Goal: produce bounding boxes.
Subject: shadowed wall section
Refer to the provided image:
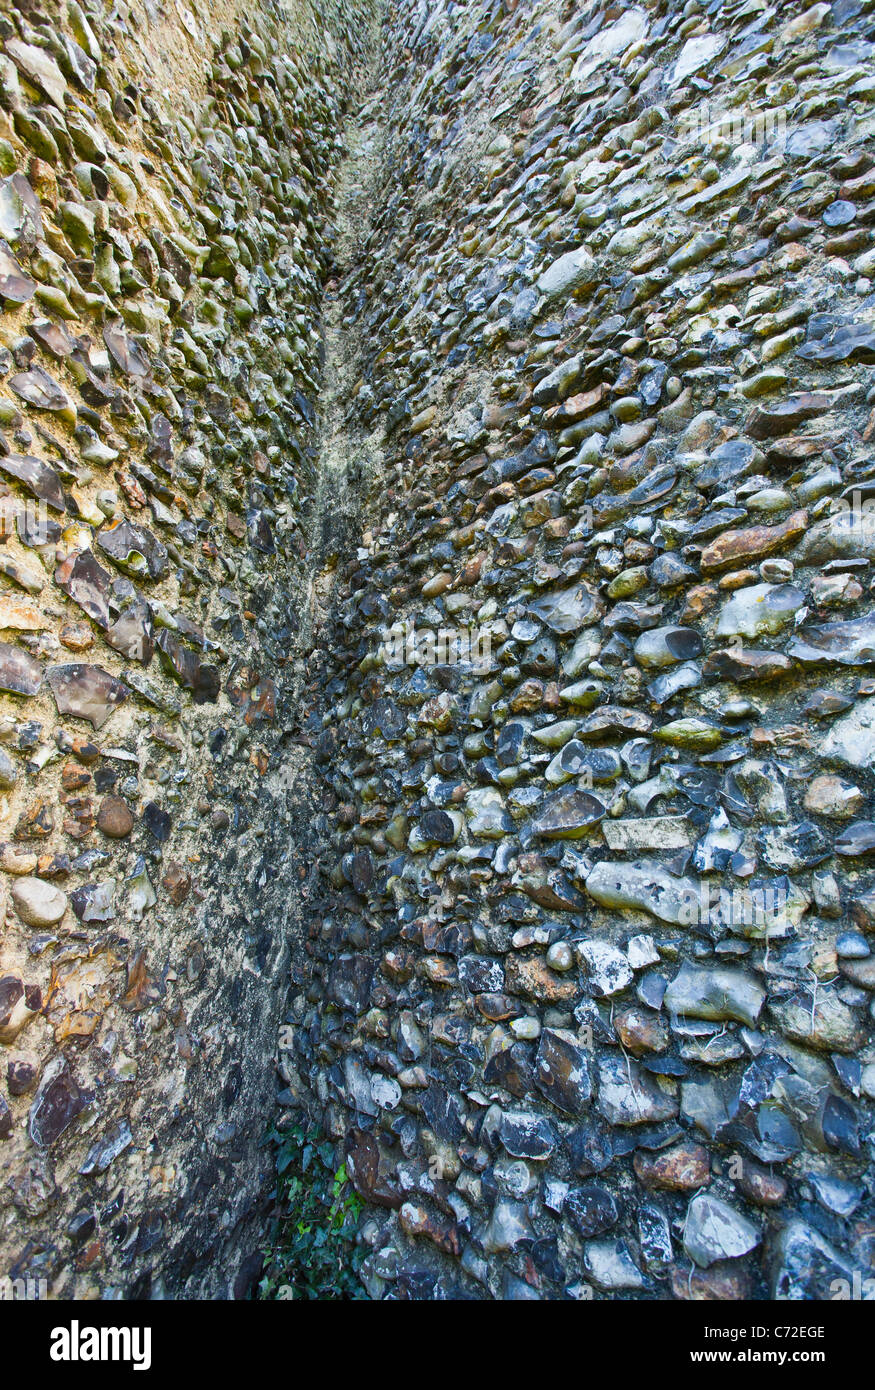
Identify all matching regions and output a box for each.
[0,0,367,1299]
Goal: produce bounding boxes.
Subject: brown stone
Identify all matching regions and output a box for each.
[59,621,95,652]
[505,953,579,1004]
[61,761,92,791]
[509,679,544,712]
[36,853,70,879]
[679,584,718,622]
[421,571,452,598]
[614,1005,669,1054]
[717,568,758,590]
[14,801,54,840]
[161,862,191,904]
[400,1200,462,1255]
[803,775,865,820]
[122,949,159,1012]
[419,955,457,986]
[475,992,520,1021]
[62,797,95,840]
[97,795,134,838]
[746,395,833,440]
[72,738,100,764]
[670,1261,751,1300]
[550,382,607,424]
[703,648,794,682]
[543,516,571,540]
[633,1141,710,1191]
[345,1128,402,1209]
[737,1158,787,1207]
[700,510,808,573]
[382,948,416,983]
[765,434,832,463]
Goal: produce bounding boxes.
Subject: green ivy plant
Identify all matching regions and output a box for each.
[258,1121,367,1300]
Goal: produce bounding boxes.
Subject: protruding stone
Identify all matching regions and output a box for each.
[11,877,67,926]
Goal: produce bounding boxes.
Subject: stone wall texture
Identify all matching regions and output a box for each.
[3,0,875,1301]
[0,0,367,1299]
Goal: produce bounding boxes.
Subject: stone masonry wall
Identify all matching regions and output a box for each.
[4,0,875,1305]
[0,0,367,1299]
[291,0,875,1301]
